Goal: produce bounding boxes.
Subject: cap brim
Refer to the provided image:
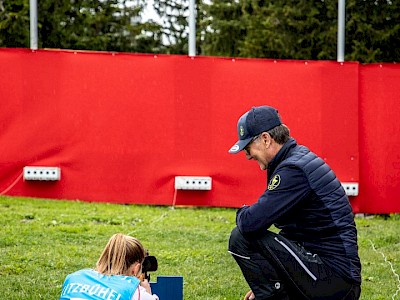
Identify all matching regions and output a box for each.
[228,137,253,154]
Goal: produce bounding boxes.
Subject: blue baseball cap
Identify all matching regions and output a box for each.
[228,106,282,154]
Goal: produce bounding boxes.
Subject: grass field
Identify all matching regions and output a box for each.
[0,196,399,299]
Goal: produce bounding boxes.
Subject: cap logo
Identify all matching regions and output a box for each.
[229,145,240,153]
[239,125,245,137]
[268,174,281,190]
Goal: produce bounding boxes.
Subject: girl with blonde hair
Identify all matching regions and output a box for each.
[60,233,159,300]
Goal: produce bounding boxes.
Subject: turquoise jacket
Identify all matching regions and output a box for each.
[60,269,140,300]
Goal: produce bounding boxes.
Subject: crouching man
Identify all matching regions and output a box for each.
[228,105,361,300]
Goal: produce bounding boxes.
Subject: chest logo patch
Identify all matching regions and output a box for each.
[268,174,281,190]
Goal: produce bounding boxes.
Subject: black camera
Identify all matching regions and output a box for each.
[142,254,158,281]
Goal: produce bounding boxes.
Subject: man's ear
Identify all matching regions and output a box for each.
[260,132,271,147]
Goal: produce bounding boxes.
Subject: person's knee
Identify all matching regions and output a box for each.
[229,226,244,249]
[229,228,278,253]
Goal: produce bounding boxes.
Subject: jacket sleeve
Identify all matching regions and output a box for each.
[236,165,310,236]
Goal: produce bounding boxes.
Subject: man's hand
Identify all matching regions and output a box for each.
[244,290,255,300]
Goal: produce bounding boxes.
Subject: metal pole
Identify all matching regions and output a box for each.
[30,0,38,50]
[337,0,345,62]
[188,0,196,56]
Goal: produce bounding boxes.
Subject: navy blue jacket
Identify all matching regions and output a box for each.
[236,138,361,284]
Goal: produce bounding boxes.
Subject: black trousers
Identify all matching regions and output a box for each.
[228,227,361,300]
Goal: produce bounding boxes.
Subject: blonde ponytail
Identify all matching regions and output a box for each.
[95,233,146,275]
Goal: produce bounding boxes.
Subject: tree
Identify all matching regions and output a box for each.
[239,1,338,60]
[199,1,246,57]
[200,0,400,62]
[0,0,164,53]
[152,0,189,54]
[1,0,399,62]
[346,0,400,63]
[0,0,30,47]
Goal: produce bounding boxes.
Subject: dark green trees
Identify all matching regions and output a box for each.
[1,0,398,62]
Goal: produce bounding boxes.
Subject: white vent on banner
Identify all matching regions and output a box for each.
[23,166,61,181]
[174,176,212,190]
[341,182,359,196]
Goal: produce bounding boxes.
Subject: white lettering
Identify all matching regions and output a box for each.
[106,289,121,300]
[67,283,78,294]
[88,284,101,295]
[80,284,90,293]
[72,283,83,293]
[62,282,123,300]
[61,285,68,296]
[98,287,110,298]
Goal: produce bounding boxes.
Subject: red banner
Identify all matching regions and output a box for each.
[0,48,398,213]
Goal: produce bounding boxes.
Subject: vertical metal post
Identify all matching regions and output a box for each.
[337,0,345,62]
[30,0,38,50]
[188,0,196,56]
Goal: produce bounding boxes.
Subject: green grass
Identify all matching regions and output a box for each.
[0,196,399,299]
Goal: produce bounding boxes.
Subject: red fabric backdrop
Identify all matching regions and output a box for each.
[0,48,398,213]
[357,64,400,213]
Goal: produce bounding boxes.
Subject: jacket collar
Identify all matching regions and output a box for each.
[267,138,297,179]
